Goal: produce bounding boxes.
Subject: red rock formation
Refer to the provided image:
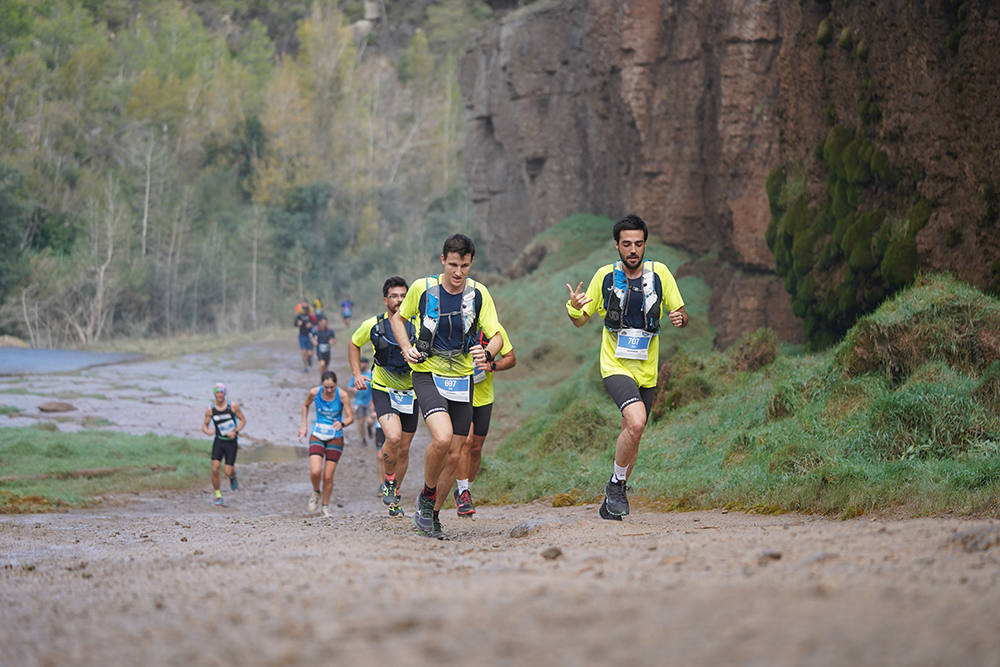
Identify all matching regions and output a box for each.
[461,1,1000,347]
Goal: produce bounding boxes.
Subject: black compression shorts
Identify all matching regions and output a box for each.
[411,371,473,436]
[602,374,654,421]
[211,438,238,465]
[471,403,493,438]
[371,388,419,434]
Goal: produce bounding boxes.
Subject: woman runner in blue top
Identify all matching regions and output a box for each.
[298,370,354,517]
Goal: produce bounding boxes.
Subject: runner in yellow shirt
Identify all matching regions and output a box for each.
[566,214,689,520]
[390,234,503,538]
[348,276,419,518]
[454,324,515,517]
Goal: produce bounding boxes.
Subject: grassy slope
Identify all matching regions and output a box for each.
[0,426,207,511]
[478,216,1000,517]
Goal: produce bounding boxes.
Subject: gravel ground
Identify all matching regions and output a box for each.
[2,341,1000,666]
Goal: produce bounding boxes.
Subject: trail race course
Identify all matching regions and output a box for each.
[3,341,1000,666]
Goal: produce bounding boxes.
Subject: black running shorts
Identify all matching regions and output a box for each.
[211,437,238,465]
[411,371,474,436]
[371,388,420,434]
[471,403,493,438]
[602,374,654,420]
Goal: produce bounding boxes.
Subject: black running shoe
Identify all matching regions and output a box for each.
[599,497,623,521]
[413,493,435,534]
[388,502,404,517]
[455,488,475,517]
[382,479,397,507]
[604,477,629,516]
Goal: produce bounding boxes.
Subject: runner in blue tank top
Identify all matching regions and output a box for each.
[298,370,355,517]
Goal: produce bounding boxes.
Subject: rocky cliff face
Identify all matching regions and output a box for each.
[460,0,1000,347]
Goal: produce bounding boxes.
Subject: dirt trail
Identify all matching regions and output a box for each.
[2,341,1000,666]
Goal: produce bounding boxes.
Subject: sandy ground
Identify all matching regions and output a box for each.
[2,341,1000,666]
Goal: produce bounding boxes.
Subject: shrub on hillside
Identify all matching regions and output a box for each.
[837,274,1000,383]
[858,381,992,460]
[973,360,1000,416]
[727,327,779,372]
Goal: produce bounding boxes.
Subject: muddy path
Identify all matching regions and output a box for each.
[3,341,1000,666]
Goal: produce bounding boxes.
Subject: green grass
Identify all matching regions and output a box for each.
[477,216,1000,517]
[0,426,208,511]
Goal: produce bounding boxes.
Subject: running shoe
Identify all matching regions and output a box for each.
[230,475,238,491]
[412,493,435,534]
[308,490,320,513]
[214,496,224,507]
[598,497,623,521]
[427,515,444,539]
[322,506,332,518]
[381,479,397,506]
[603,477,629,517]
[388,502,404,517]
[455,488,475,517]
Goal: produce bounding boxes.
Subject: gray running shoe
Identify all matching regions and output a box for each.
[599,497,623,521]
[427,515,444,539]
[604,477,629,516]
[381,479,397,506]
[308,490,320,513]
[412,493,435,534]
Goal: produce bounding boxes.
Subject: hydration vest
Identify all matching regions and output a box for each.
[415,277,480,357]
[604,260,661,333]
[371,313,415,374]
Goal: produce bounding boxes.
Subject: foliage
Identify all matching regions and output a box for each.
[0,0,475,343]
[766,124,928,348]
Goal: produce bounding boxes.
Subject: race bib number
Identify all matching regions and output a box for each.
[218,420,236,438]
[473,368,486,384]
[389,389,416,414]
[432,374,470,402]
[312,422,338,440]
[615,329,653,360]
[318,343,330,353]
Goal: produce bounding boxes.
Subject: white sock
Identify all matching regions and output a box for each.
[612,462,629,483]
[457,478,470,493]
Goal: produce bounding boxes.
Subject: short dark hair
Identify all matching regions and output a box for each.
[382,276,408,296]
[613,214,648,241]
[442,234,475,259]
[318,316,328,323]
[321,370,337,384]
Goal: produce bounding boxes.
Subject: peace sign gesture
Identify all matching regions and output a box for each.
[566,281,592,310]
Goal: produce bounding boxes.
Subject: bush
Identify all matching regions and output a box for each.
[838,274,1000,382]
[861,382,991,460]
[727,328,779,372]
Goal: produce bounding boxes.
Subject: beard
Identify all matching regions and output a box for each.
[619,249,644,269]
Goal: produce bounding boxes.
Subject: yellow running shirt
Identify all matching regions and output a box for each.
[398,276,502,378]
[472,323,513,408]
[570,261,684,388]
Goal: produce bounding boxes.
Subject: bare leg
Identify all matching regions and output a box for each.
[467,434,486,482]
[321,459,338,507]
[395,431,414,487]
[616,402,647,478]
[211,459,221,491]
[309,454,323,492]
[434,433,468,511]
[422,411,453,491]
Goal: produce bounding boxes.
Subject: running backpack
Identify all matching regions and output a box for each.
[371,313,415,374]
[415,277,480,357]
[603,260,661,333]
